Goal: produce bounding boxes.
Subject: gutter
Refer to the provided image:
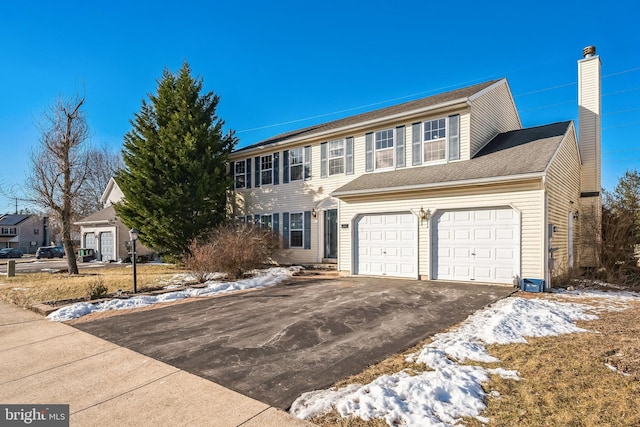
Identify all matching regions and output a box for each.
[73,219,112,226]
[331,172,545,198]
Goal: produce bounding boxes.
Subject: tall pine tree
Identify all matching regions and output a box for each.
[115,62,237,256]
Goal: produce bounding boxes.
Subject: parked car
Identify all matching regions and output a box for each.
[36,246,64,259]
[0,248,23,258]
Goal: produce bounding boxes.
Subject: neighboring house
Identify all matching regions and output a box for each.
[75,178,153,261]
[0,214,49,254]
[229,47,602,288]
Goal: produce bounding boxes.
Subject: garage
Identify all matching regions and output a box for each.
[100,231,114,261]
[356,213,417,278]
[433,208,519,284]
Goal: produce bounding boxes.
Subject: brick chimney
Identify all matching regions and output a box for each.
[578,45,602,268]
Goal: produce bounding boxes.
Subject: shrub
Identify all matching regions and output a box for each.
[185,222,281,281]
[86,277,109,300]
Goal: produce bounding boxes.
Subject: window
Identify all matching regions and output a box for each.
[290,213,304,248]
[260,214,273,230]
[261,155,273,185]
[34,228,40,235]
[375,129,394,169]
[328,140,344,175]
[234,161,246,189]
[289,148,303,181]
[423,118,447,162]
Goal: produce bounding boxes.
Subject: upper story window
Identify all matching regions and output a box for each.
[234,161,246,189]
[328,140,345,175]
[289,148,304,181]
[261,155,273,185]
[375,129,394,169]
[1,227,16,235]
[34,228,40,235]
[411,114,459,166]
[423,118,447,163]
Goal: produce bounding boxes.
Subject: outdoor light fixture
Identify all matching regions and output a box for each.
[129,228,139,294]
[312,208,317,218]
[419,207,431,221]
[573,211,579,221]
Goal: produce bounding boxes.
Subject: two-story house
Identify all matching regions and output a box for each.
[0,214,49,254]
[229,47,602,288]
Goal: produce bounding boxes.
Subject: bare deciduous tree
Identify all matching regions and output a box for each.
[76,146,123,217]
[27,95,91,274]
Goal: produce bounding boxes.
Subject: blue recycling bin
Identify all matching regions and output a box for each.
[521,278,545,293]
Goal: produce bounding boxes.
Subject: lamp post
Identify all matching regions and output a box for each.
[129,228,139,293]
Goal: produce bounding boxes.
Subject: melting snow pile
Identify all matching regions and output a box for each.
[47,266,301,322]
[291,291,639,427]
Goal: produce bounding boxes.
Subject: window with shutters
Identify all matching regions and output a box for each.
[234,161,246,189]
[289,148,303,181]
[260,214,273,230]
[423,118,447,163]
[375,129,394,169]
[261,155,273,185]
[289,212,304,248]
[328,140,344,175]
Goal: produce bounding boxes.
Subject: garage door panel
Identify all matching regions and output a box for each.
[357,213,417,278]
[434,208,519,284]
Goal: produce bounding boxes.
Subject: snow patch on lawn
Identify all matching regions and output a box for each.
[291,290,640,427]
[47,266,301,322]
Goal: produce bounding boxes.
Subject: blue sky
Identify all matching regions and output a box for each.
[1,0,638,213]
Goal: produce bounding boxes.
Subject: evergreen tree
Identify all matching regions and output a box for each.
[611,169,640,244]
[115,62,237,257]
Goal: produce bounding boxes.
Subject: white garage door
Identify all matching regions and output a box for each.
[100,232,114,261]
[433,208,519,284]
[356,213,417,278]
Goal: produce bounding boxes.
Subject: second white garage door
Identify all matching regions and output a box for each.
[356,213,417,278]
[433,208,519,284]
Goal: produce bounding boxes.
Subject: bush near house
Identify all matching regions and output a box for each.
[185,222,281,281]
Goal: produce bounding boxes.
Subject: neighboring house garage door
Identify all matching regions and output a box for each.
[433,208,519,284]
[100,232,114,261]
[84,233,96,251]
[356,213,417,278]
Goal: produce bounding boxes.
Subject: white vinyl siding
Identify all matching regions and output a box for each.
[545,128,581,275]
[469,81,520,158]
[578,56,601,194]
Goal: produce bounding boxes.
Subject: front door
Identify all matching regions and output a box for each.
[324,209,338,259]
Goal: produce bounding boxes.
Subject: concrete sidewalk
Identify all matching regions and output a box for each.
[0,301,311,426]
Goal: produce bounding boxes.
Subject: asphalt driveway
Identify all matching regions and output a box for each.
[73,277,515,409]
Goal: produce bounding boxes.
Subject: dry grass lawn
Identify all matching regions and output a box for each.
[312,293,640,427]
[0,264,188,308]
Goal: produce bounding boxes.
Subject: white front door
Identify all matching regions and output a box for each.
[434,208,519,284]
[356,213,417,278]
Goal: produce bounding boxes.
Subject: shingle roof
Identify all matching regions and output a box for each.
[75,205,117,224]
[0,214,30,226]
[332,121,572,197]
[234,80,502,153]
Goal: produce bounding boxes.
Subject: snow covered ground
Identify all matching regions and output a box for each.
[290,289,640,427]
[47,266,301,322]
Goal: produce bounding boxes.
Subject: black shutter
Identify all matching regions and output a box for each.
[283,150,290,184]
[254,156,261,187]
[229,161,235,179]
[283,212,290,249]
[273,213,279,234]
[412,122,422,165]
[365,132,374,172]
[304,145,311,180]
[396,126,405,168]
[320,142,328,178]
[246,158,252,188]
[304,211,311,250]
[346,137,354,175]
[273,152,280,185]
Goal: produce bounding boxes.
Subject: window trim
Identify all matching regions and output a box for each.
[289,212,304,248]
[260,154,274,186]
[289,148,304,182]
[234,160,247,189]
[422,117,448,164]
[328,139,345,176]
[260,214,273,230]
[374,128,395,170]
